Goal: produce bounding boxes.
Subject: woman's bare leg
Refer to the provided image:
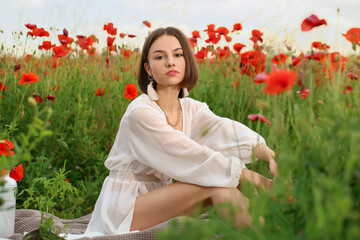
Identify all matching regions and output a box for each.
[130,182,250,231]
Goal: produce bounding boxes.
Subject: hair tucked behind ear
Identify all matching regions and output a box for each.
[138,27,198,98]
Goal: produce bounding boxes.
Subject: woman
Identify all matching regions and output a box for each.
[85,27,277,234]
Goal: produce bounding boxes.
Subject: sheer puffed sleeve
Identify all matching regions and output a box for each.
[190,102,266,164]
[127,106,245,188]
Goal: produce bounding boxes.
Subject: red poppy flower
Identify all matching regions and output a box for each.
[188,37,198,48]
[254,73,268,84]
[14,64,22,72]
[292,56,302,67]
[240,50,266,77]
[231,79,241,88]
[195,49,207,61]
[217,26,229,36]
[312,41,330,50]
[192,31,201,39]
[142,20,151,28]
[263,70,297,95]
[107,36,115,46]
[250,29,263,43]
[124,83,138,100]
[119,33,126,38]
[103,23,117,35]
[27,27,49,38]
[121,49,130,58]
[63,28,69,36]
[46,94,55,101]
[58,34,74,45]
[0,82,8,91]
[296,88,310,99]
[247,114,271,125]
[76,35,94,50]
[232,23,242,33]
[39,41,55,50]
[271,53,287,65]
[33,95,43,103]
[344,86,353,94]
[1,169,6,176]
[0,140,14,156]
[128,34,137,38]
[9,164,23,182]
[25,23,37,30]
[301,14,327,32]
[87,47,96,55]
[342,28,360,46]
[305,51,327,62]
[205,31,221,44]
[19,72,39,85]
[52,45,71,58]
[95,88,105,96]
[204,24,216,33]
[347,73,359,80]
[233,43,245,53]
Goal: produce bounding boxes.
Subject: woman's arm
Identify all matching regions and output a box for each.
[252,143,278,177]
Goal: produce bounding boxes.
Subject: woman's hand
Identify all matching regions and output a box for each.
[240,168,273,190]
[253,144,278,177]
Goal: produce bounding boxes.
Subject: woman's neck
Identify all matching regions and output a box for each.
[155,86,181,114]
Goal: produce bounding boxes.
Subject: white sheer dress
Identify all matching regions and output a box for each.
[85,93,266,235]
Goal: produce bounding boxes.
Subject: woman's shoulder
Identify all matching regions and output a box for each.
[181,97,209,113]
[125,94,160,118]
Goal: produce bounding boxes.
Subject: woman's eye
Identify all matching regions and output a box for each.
[155,56,164,60]
[175,53,183,57]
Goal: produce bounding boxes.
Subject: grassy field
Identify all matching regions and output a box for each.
[0,22,359,239]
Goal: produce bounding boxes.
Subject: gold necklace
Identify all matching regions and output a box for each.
[157,100,182,128]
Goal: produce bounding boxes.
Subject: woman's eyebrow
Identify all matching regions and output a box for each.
[152,48,183,54]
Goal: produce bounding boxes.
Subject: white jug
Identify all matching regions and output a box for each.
[0,174,17,238]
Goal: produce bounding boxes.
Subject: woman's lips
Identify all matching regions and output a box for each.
[166,70,179,76]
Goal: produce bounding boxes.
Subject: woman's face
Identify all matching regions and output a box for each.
[145,35,185,90]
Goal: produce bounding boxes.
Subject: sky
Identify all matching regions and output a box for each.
[0,0,359,56]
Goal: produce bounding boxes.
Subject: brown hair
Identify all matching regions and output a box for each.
[138,27,198,98]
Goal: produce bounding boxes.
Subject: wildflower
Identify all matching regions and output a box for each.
[291,56,302,67]
[312,41,330,50]
[14,64,22,72]
[107,36,116,47]
[52,45,71,58]
[347,73,359,80]
[119,33,126,38]
[247,114,271,125]
[124,83,138,100]
[76,35,94,50]
[0,82,8,91]
[0,140,14,156]
[27,27,49,38]
[25,23,37,30]
[232,23,242,32]
[103,23,117,35]
[95,88,105,96]
[240,50,266,77]
[342,28,360,46]
[344,86,353,94]
[58,34,74,45]
[250,29,263,43]
[128,34,137,38]
[19,72,39,85]
[9,164,23,182]
[254,73,268,84]
[142,20,151,28]
[296,88,310,99]
[195,49,207,61]
[301,14,327,31]
[233,43,245,53]
[46,94,55,101]
[263,70,297,95]
[271,53,287,65]
[39,41,55,50]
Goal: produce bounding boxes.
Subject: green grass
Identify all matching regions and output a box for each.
[0,34,359,239]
